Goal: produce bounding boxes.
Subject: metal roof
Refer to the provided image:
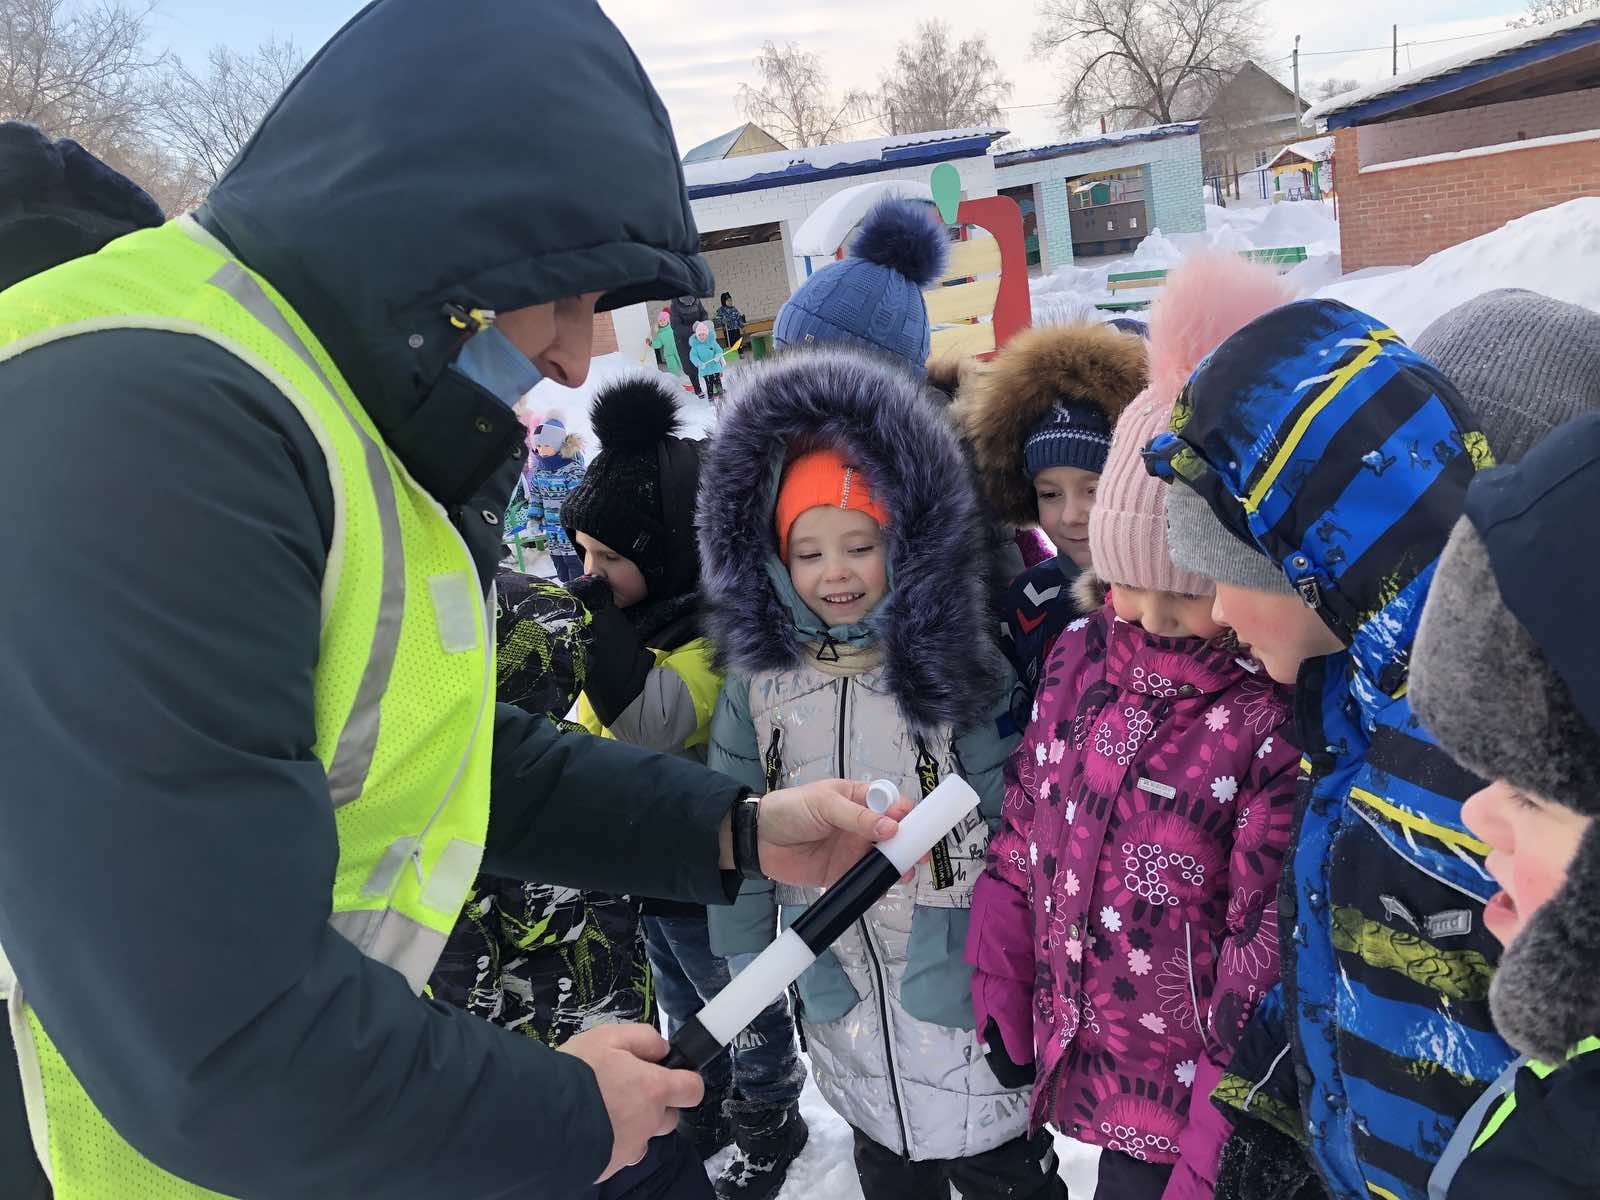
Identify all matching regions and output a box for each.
[1308,11,1600,129]
[993,122,1200,168]
[682,125,749,164]
[684,127,1006,199]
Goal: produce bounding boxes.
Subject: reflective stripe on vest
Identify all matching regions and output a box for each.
[0,217,496,1198]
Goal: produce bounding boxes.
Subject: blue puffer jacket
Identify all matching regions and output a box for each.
[1145,300,1514,1200]
[688,333,724,376]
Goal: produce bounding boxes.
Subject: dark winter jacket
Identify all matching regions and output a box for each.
[670,295,707,337]
[430,570,653,1046]
[995,555,1087,702]
[697,346,1029,1160]
[1145,300,1513,1200]
[0,4,745,1198]
[1431,1041,1600,1200]
[715,301,745,344]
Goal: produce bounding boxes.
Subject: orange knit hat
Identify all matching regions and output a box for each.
[775,448,890,562]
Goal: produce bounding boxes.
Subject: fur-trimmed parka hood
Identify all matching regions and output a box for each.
[698,346,999,732]
[952,321,1148,527]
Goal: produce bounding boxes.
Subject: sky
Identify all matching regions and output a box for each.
[148,0,1529,152]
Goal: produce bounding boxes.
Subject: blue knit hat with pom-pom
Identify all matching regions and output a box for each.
[774,197,947,368]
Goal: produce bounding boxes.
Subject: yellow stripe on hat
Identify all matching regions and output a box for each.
[1245,328,1400,514]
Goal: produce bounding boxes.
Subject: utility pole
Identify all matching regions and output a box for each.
[1293,35,1303,131]
[1393,25,1399,76]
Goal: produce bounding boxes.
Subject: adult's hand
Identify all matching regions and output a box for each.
[740,779,913,888]
[558,1024,704,1182]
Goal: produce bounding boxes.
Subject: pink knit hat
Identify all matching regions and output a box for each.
[1088,251,1297,594]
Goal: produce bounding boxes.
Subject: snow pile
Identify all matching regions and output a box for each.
[521,352,720,457]
[1316,197,1600,339]
[1251,202,1340,255]
[1131,228,1183,267]
[1029,195,1338,320]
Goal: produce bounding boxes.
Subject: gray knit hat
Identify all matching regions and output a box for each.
[1412,414,1600,1063]
[1164,288,1600,597]
[1412,518,1600,816]
[1414,289,1600,466]
[1164,483,1296,594]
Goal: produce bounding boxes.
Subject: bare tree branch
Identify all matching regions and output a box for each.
[1034,0,1262,133]
[1509,0,1598,27]
[0,0,164,145]
[1312,76,1359,101]
[869,19,1013,135]
[150,35,304,185]
[737,40,869,147]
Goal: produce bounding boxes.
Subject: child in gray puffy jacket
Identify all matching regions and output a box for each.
[698,345,1066,1200]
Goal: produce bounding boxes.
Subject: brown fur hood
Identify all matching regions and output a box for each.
[951,321,1147,526]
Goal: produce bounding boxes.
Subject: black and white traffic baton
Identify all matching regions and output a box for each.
[661,775,980,1072]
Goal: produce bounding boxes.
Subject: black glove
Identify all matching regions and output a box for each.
[577,600,655,729]
[982,1017,1036,1089]
[565,573,614,615]
[1214,1120,1328,1200]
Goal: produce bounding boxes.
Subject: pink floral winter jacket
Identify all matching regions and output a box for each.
[966,605,1300,1198]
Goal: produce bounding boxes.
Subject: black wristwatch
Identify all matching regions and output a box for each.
[733,795,765,881]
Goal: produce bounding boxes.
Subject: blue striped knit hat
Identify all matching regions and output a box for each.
[1023,401,1115,476]
[774,198,947,368]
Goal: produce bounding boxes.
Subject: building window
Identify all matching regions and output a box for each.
[1129,217,1138,229]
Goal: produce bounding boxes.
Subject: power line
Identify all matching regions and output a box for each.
[1289,26,1511,60]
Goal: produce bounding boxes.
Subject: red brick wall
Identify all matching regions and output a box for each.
[1358,88,1600,167]
[590,311,619,356]
[1335,126,1600,271]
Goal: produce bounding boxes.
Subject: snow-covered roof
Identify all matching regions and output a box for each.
[1269,136,1334,168]
[683,127,1005,199]
[994,121,1199,167]
[1308,10,1600,128]
[789,180,934,258]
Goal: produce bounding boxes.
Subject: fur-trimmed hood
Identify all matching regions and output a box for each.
[951,321,1147,526]
[697,346,998,732]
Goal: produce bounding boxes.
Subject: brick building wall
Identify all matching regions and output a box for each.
[590,311,619,356]
[1144,153,1206,238]
[993,132,1205,270]
[1334,124,1600,271]
[1357,88,1600,167]
[699,240,791,325]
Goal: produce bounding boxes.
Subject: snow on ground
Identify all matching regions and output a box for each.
[702,1074,1102,1199]
[1028,199,1340,322]
[521,353,721,461]
[1314,197,1600,340]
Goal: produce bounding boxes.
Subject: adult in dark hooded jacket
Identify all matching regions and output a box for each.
[1143,295,1599,1200]
[0,4,909,1198]
[671,295,709,396]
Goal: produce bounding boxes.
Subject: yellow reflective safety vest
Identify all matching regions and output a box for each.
[0,217,496,1198]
